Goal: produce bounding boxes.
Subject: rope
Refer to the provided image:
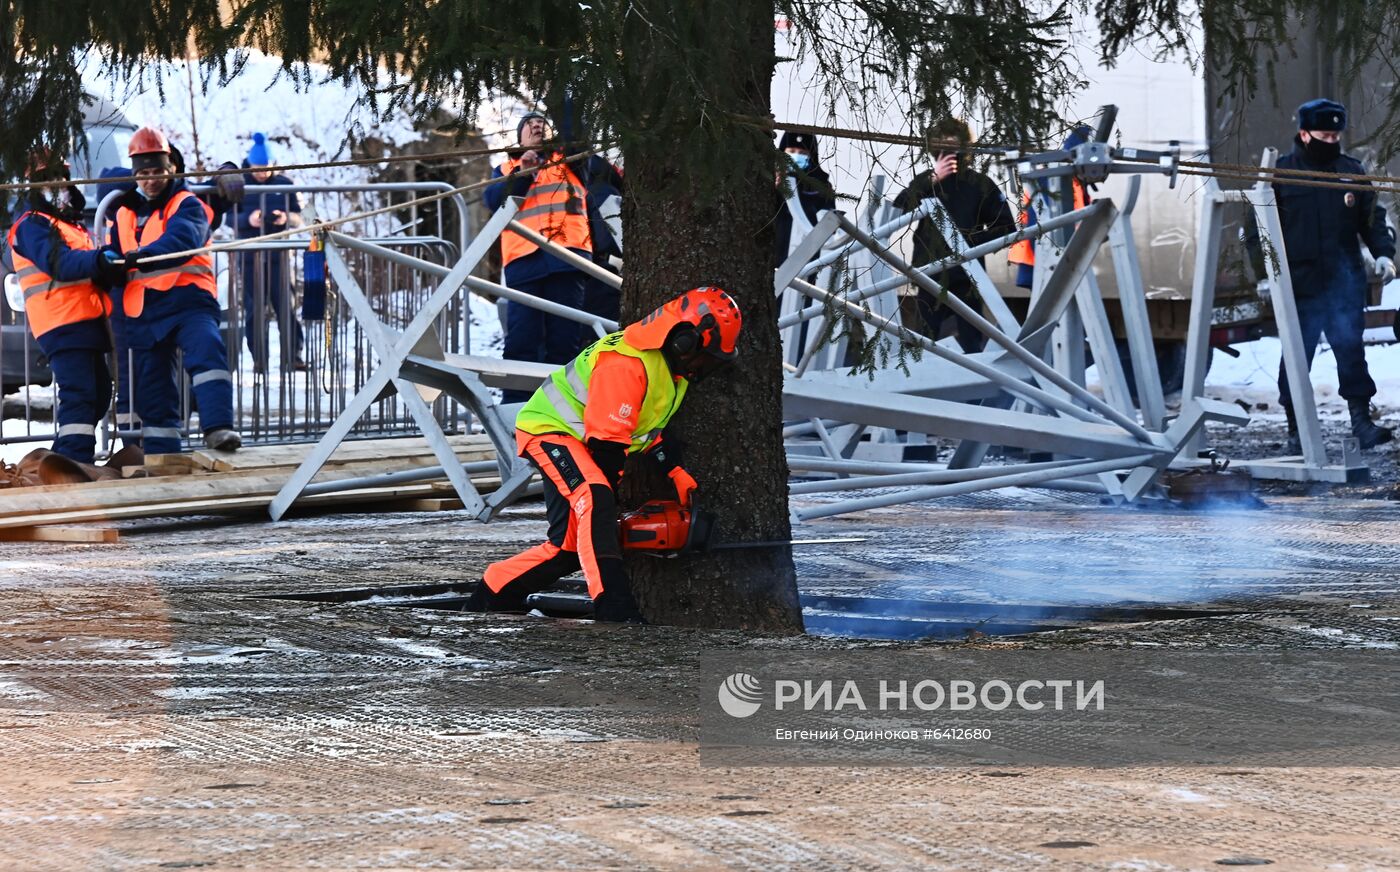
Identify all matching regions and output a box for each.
[770,117,1400,195]
[132,148,599,265]
[1,138,604,192]
[1172,165,1400,196]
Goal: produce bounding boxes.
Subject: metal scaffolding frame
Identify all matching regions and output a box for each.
[769,172,1249,520]
[1182,150,1367,483]
[269,198,523,520]
[259,150,1286,527]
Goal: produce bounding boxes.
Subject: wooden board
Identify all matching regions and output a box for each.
[193,434,495,473]
[0,475,511,530]
[0,525,119,543]
[0,456,495,524]
[392,497,466,512]
[145,453,198,471]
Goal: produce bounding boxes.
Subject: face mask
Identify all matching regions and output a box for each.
[789,153,810,171]
[52,186,83,216]
[1303,137,1341,164]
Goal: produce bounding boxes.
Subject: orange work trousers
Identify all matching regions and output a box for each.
[482,431,627,608]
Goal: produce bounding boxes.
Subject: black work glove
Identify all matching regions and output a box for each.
[215,162,245,204]
[126,250,169,274]
[648,439,684,474]
[505,169,535,199]
[94,251,128,287]
[586,438,628,490]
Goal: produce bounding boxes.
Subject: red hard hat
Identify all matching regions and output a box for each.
[128,127,172,157]
[624,287,742,361]
[24,147,69,180]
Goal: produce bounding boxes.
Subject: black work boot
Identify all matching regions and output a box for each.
[592,559,646,624]
[463,580,529,613]
[1282,404,1302,456]
[1348,399,1394,449]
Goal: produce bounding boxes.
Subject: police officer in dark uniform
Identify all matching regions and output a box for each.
[1273,99,1395,451]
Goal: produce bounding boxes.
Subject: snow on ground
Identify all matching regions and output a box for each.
[1203,337,1400,418]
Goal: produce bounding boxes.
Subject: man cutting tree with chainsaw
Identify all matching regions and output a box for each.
[467,287,743,623]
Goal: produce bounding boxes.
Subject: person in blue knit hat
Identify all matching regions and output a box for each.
[229,132,305,373]
[1249,98,1396,451]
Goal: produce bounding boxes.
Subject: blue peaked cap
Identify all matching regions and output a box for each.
[1297,99,1346,132]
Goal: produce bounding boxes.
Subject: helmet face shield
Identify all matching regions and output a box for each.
[677,350,733,383]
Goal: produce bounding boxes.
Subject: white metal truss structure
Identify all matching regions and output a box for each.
[268,196,624,522]
[1183,149,1368,483]
[268,152,1339,526]
[771,186,1247,522]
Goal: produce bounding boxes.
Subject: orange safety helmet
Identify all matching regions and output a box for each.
[129,127,174,174]
[624,287,742,380]
[128,127,171,157]
[24,147,69,181]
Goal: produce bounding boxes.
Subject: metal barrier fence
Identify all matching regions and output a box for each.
[1,182,478,455]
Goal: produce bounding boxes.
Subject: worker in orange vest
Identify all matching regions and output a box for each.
[470,288,743,624]
[105,127,240,454]
[1008,126,1093,289]
[484,111,593,403]
[6,149,115,463]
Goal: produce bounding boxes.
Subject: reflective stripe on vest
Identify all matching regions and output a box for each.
[498,157,592,266]
[4,212,109,340]
[115,191,217,318]
[515,332,687,453]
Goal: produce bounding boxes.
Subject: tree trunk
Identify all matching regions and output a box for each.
[618,0,803,632]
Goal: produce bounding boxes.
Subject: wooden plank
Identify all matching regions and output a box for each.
[0,525,119,543]
[2,448,496,505]
[392,497,466,512]
[144,453,197,471]
[192,434,494,473]
[0,474,510,529]
[0,454,496,523]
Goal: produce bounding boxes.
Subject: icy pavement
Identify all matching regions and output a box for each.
[1,493,1398,867]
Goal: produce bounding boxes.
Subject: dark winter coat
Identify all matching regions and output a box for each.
[583,155,624,264]
[1270,137,1395,295]
[893,165,1017,297]
[773,164,836,265]
[230,171,301,238]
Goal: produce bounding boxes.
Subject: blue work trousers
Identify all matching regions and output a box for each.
[502,272,584,404]
[107,306,141,445]
[1278,258,1378,408]
[130,309,234,454]
[238,250,303,369]
[48,348,113,464]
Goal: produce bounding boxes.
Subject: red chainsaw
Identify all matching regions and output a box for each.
[618,499,864,556]
[522,500,865,616]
